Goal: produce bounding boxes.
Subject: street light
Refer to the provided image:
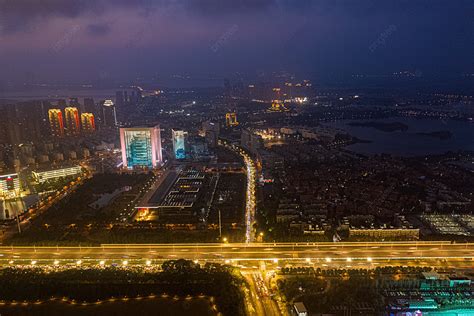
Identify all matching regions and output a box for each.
[99,260,105,266]
[346,257,352,262]
[76,260,82,265]
[31,260,37,265]
[54,260,60,265]
[325,257,332,263]
[367,257,372,262]
[146,260,151,266]
[122,260,128,266]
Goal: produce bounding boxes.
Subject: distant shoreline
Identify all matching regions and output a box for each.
[415,130,452,140]
[347,121,409,132]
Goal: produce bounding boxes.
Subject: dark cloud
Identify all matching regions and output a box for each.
[1,0,469,27]
[0,0,471,83]
[0,0,100,33]
[86,23,111,37]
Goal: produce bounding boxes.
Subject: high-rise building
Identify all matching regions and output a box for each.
[57,99,67,110]
[115,91,124,109]
[48,109,64,137]
[64,107,80,135]
[0,102,46,144]
[0,105,20,144]
[83,98,96,114]
[69,97,80,107]
[101,99,117,127]
[225,112,239,127]
[241,128,263,155]
[172,129,188,159]
[80,113,95,133]
[202,121,220,148]
[136,87,143,101]
[120,126,162,169]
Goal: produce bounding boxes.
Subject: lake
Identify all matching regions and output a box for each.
[324,117,474,156]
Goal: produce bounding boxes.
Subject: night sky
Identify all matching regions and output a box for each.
[0,0,472,84]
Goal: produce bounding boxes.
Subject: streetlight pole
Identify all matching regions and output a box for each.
[218,209,222,238]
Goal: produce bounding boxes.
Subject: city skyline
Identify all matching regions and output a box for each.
[0,2,472,316]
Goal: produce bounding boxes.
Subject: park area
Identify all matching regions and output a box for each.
[0,260,245,316]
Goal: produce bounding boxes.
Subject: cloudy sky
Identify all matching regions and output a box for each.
[0,0,472,85]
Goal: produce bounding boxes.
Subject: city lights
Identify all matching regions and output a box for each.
[0,3,472,315]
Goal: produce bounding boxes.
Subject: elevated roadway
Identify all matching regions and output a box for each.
[0,242,472,266]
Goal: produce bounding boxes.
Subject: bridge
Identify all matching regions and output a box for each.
[1,241,472,267]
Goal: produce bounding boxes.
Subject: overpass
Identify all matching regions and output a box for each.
[0,241,472,267]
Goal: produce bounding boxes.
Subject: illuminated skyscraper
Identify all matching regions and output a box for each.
[80,113,95,133]
[225,112,239,127]
[48,109,64,137]
[172,129,188,159]
[120,126,162,169]
[65,107,80,135]
[101,99,117,127]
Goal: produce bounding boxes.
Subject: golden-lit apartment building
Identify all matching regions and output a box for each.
[48,109,64,137]
[225,112,239,127]
[80,113,95,133]
[65,107,80,135]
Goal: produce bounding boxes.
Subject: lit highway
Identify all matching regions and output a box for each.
[222,142,257,243]
[242,150,256,243]
[0,242,472,266]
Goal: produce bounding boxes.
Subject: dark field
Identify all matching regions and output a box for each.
[0,298,216,316]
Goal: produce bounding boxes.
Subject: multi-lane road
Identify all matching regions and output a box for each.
[1,242,472,266]
[221,142,257,243]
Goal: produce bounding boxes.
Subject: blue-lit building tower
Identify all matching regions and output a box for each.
[120,126,162,169]
[172,129,188,160]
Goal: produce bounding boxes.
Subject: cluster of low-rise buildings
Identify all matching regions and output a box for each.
[241,125,473,240]
[421,214,474,236]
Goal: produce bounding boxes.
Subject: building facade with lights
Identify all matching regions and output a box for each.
[80,113,95,133]
[65,107,80,135]
[32,165,83,183]
[172,129,188,159]
[120,126,162,169]
[48,109,64,137]
[225,112,239,127]
[0,173,21,199]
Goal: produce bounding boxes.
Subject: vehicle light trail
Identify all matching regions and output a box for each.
[222,142,257,243]
[0,242,472,267]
